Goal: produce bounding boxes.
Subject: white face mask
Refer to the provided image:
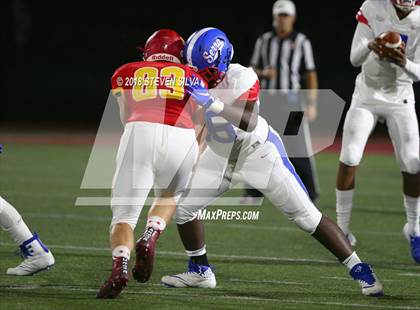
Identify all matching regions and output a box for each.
[393,0,416,13]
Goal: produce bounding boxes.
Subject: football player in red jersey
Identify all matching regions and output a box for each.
[97,29,207,298]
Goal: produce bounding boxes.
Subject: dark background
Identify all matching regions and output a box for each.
[2,0,420,128]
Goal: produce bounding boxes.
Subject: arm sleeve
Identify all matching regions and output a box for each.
[350,22,374,67]
[302,39,316,71]
[404,48,420,82]
[250,37,263,68]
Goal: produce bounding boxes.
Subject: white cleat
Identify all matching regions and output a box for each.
[6,232,55,276]
[347,231,357,247]
[161,260,216,288]
[7,252,55,276]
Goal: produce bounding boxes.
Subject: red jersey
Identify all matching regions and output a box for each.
[111,61,205,129]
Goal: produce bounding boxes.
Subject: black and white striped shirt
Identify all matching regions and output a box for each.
[250,31,316,90]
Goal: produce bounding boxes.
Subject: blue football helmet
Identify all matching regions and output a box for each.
[184,27,234,87]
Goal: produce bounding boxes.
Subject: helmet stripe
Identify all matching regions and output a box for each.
[186,27,215,66]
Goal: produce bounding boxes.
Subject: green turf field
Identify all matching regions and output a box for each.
[0,143,419,310]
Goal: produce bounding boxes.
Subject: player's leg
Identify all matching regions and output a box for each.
[0,196,54,276]
[132,125,199,283]
[386,104,420,263]
[97,123,154,298]
[131,194,176,283]
[253,131,383,296]
[161,148,230,288]
[336,104,377,245]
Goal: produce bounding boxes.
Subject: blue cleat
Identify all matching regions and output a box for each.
[350,263,384,297]
[403,223,420,264]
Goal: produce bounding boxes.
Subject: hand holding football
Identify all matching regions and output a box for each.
[369,31,407,67]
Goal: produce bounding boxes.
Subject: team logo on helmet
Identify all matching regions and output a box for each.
[203,39,225,63]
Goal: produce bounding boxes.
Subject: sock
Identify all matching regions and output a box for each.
[404,195,420,236]
[0,197,33,245]
[342,251,362,271]
[336,189,355,235]
[186,245,209,266]
[146,216,166,231]
[112,245,131,260]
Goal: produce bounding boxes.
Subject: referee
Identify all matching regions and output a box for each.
[244,0,320,203]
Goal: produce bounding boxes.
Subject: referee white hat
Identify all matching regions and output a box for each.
[272,0,296,16]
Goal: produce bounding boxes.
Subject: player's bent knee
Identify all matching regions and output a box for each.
[0,197,23,231]
[401,158,420,175]
[340,144,363,167]
[175,205,199,225]
[293,208,323,234]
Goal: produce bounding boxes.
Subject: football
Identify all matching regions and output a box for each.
[379,31,403,49]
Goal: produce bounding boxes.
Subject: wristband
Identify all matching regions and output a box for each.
[208,98,224,114]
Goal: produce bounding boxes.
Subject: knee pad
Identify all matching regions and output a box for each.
[340,144,363,167]
[175,205,199,225]
[401,156,420,175]
[293,209,322,234]
[0,197,22,231]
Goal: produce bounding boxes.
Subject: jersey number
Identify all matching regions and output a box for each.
[132,66,185,102]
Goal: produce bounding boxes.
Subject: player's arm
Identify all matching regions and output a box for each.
[112,88,128,125]
[187,82,259,132]
[111,68,129,125]
[390,46,420,81]
[116,93,129,125]
[221,98,259,132]
[350,22,375,67]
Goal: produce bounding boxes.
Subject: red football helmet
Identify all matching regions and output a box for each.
[142,29,185,64]
[392,0,417,12]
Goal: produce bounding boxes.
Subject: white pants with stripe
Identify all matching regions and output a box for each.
[175,128,322,234]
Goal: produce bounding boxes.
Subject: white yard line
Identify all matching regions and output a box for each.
[228,278,308,286]
[23,212,406,237]
[0,241,335,264]
[2,284,420,309]
[321,276,396,283]
[399,273,420,277]
[1,242,420,272]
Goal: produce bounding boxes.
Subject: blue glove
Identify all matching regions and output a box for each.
[185,81,215,109]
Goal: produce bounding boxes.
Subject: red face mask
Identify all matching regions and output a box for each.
[198,67,225,89]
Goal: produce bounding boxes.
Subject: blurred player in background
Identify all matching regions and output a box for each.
[336,0,420,263]
[156,27,384,297]
[246,0,320,203]
[0,196,54,275]
[96,29,204,298]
